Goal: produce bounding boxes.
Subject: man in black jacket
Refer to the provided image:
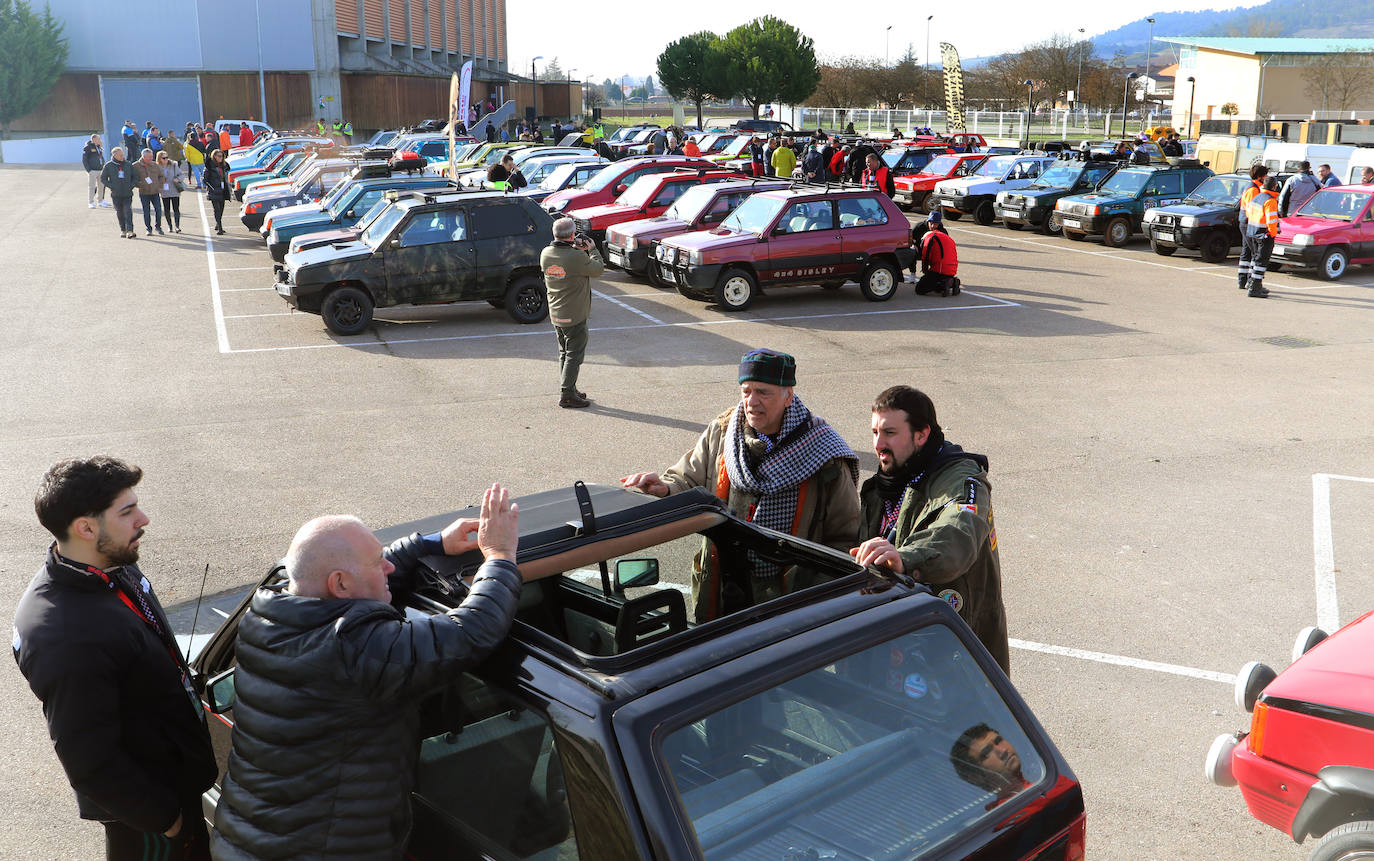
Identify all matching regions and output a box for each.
[211,484,524,861]
[83,134,108,208]
[13,456,219,860]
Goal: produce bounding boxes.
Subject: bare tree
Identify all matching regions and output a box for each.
[1304,50,1374,114]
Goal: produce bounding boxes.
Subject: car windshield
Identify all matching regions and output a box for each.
[540,163,579,191]
[482,147,511,166]
[1184,175,1249,204]
[361,203,409,248]
[1296,189,1369,222]
[880,149,907,169]
[616,175,662,208]
[665,184,720,222]
[698,134,722,151]
[1099,170,1152,196]
[919,155,963,176]
[631,129,656,144]
[322,182,355,214]
[1030,164,1082,188]
[585,164,634,192]
[973,156,1017,178]
[664,622,1048,860]
[355,197,393,230]
[721,136,752,157]
[453,142,481,161]
[720,195,784,234]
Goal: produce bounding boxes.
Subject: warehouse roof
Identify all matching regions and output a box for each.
[1159,37,1374,56]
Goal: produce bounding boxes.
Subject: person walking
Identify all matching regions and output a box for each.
[13,457,219,860]
[852,386,1009,674]
[771,135,796,179]
[156,151,183,233]
[203,149,232,234]
[121,120,140,161]
[184,132,205,189]
[100,147,138,238]
[1240,176,1280,299]
[83,134,108,208]
[1279,161,1321,217]
[218,126,231,153]
[541,217,603,408]
[238,123,254,148]
[485,121,497,143]
[132,149,164,236]
[1236,164,1269,289]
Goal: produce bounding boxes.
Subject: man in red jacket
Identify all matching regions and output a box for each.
[862,152,896,198]
[912,210,960,296]
[828,144,848,182]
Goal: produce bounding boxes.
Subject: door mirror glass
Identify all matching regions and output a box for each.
[346,209,356,218]
[389,237,401,249]
[615,558,660,591]
[206,668,236,714]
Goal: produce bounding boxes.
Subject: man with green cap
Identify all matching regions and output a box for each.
[621,349,860,621]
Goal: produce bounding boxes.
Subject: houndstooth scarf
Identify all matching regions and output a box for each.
[724,395,858,577]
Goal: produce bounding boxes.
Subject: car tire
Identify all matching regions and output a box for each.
[858,262,899,302]
[1064,230,1085,242]
[714,267,757,311]
[1039,217,1061,236]
[1320,246,1349,281]
[1149,237,1177,256]
[918,194,935,214]
[503,273,548,324]
[320,285,374,336]
[943,208,962,221]
[1103,216,1132,248]
[1308,819,1374,861]
[647,266,670,289]
[819,280,844,290]
[1200,231,1231,263]
[974,200,996,226]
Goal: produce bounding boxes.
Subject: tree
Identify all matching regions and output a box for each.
[629,86,649,102]
[541,57,563,80]
[583,84,606,111]
[0,0,68,159]
[1304,50,1374,115]
[658,32,733,127]
[644,75,654,96]
[720,16,820,118]
[602,78,624,104]
[1220,102,1239,117]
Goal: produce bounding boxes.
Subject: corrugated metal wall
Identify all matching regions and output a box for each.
[364,0,385,39]
[444,0,457,55]
[428,0,443,52]
[458,0,471,54]
[337,0,359,35]
[493,0,504,61]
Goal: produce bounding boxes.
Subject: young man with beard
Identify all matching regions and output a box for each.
[950,723,1030,806]
[621,349,860,621]
[13,457,218,860]
[850,386,1009,673]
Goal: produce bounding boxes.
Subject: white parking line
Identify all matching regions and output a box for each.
[223,312,296,319]
[218,266,274,271]
[196,194,231,353]
[1009,639,1234,684]
[593,289,665,325]
[1312,473,1374,631]
[219,287,277,293]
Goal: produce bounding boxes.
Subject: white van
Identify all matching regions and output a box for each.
[1260,141,1356,180]
[213,119,273,147]
[1342,147,1374,185]
[1196,133,1267,174]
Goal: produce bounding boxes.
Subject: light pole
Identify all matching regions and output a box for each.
[622,75,628,122]
[1119,71,1139,139]
[1075,28,1085,120]
[531,55,543,126]
[1144,17,1156,102]
[1024,80,1034,149]
[886,25,892,66]
[1186,76,1197,139]
[253,0,267,123]
[925,15,934,108]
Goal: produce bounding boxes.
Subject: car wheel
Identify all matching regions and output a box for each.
[1064,230,1085,242]
[503,273,548,324]
[973,200,996,226]
[714,267,757,311]
[1200,231,1231,263]
[647,266,670,289]
[1320,246,1350,281]
[859,262,899,301]
[918,194,935,214]
[1149,237,1177,256]
[943,208,962,221]
[1103,216,1132,248]
[1308,819,1374,861]
[1292,626,1328,663]
[320,285,374,336]
[1039,217,1061,236]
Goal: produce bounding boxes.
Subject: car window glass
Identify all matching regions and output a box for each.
[778,201,834,233]
[398,209,466,246]
[415,674,580,859]
[837,196,889,227]
[1147,174,1182,196]
[650,181,692,208]
[471,203,534,238]
[661,623,1047,859]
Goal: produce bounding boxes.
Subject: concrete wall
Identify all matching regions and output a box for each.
[0,134,91,165]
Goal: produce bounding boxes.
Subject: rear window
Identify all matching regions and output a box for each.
[663,623,1047,859]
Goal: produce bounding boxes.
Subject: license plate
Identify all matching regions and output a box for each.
[1154,229,1176,242]
[275,282,291,298]
[1271,246,1286,257]
[659,264,677,283]
[997,206,1017,217]
[1061,217,1081,228]
[609,251,626,267]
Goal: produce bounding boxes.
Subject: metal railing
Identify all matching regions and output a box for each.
[796,107,1175,141]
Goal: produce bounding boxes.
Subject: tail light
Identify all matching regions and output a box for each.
[1249,702,1270,757]
[245,202,261,214]
[1064,812,1086,860]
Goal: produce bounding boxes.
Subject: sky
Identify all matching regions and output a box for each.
[507,0,1272,84]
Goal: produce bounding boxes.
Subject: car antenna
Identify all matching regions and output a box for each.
[186,562,210,664]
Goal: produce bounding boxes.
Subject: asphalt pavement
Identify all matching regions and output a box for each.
[1,164,1372,858]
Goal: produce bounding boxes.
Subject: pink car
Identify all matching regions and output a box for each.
[1270,185,1374,281]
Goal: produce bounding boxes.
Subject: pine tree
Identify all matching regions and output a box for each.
[0,0,69,161]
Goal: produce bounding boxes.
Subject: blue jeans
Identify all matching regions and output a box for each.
[191,163,204,186]
[140,194,162,232]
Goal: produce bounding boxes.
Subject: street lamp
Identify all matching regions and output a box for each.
[1119,71,1139,139]
[531,55,544,126]
[1075,28,1085,120]
[1186,76,1197,139]
[925,15,934,108]
[886,25,892,66]
[1024,80,1034,149]
[1144,17,1156,126]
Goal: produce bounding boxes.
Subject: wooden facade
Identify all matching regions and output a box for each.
[341,73,450,128]
[9,74,102,132]
[200,74,314,130]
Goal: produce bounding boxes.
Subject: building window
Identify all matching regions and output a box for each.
[1179,46,1196,70]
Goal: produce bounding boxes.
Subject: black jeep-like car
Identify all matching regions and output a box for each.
[192,483,1086,861]
[994,155,1118,234]
[273,189,553,335]
[1141,172,1286,263]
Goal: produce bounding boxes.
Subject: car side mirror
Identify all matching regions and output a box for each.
[614,183,627,194]
[389,238,401,249]
[614,558,660,592]
[206,668,236,714]
[346,209,356,218]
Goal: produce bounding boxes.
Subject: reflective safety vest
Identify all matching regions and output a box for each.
[342,121,353,136]
[1245,189,1279,237]
[1238,179,1262,226]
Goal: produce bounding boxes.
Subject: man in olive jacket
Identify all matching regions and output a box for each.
[541,216,604,408]
[622,350,860,621]
[851,386,1010,674]
[210,485,524,861]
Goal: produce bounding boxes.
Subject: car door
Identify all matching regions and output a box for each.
[470,201,540,296]
[1353,199,1374,263]
[385,208,476,304]
[837,195,894,278]
[1141,172,1184,210]
[764,200,843,284]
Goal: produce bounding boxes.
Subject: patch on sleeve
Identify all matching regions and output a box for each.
[959,503,978,515]
[938,588,964,612]
[141,576,152,594]
[545,264,566,279]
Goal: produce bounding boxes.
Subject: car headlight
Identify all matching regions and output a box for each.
[1178,215,1197,228]
[687,249,702,265]
[1293,233,1314,246]
[996,192,1008,203]
[622,236,637,251]
[1142,210,1157,223]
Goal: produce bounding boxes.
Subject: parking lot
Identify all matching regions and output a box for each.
[2,164,1373,859]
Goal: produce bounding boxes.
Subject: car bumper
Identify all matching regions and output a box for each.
[268,241,290,263]
[1053,212,1107,234]
[1145,223,1206,248]
[241,212,265,231]
[996,204,1047,228]
[1269,242,1323,268]
[932,194,975,214]
[605,243,649,274]
[1229,742,1315,839]
[656,261,723,295]
[894,188,925,207]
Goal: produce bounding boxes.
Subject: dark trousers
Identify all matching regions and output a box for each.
[555,322,588,397]
[209,197,226,230]
[1239,230,1273,288]
[139,194,162,232]
[915,271,959,295]
[102,802,210,861]
[161,197,181,229]
[112,196,134,233]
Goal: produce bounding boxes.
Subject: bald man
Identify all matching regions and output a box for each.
[212,486,523,861]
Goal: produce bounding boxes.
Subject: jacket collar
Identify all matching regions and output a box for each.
[44,543,132,592]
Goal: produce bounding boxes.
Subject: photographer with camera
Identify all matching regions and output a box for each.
[541,217,604,408]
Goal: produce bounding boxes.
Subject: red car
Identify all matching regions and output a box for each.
[894,152,988,212]
[1206,615,1374,856]
[1270,185,1374,281]
[603,178,789,279]
[569,168,744,251]
[543,156,714,216]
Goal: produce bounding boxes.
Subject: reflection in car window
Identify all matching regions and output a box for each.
[837,196,889,227]
[720,195,785,234]
[399,209,466,246]
[1185,174,1248,204]
[662,624,1045,859]
[362,203,410,248]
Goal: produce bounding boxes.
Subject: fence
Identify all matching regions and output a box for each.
[796,106,1175,142]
